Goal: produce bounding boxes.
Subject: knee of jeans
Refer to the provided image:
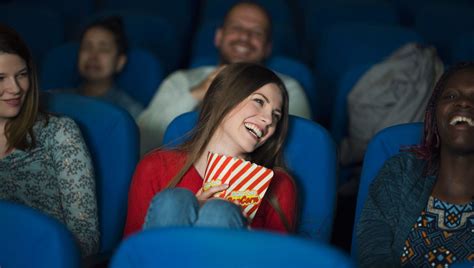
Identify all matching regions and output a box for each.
[197,199,247,228]
[150,188,196,208]
[143,188,199,229]
[200,199,239,213]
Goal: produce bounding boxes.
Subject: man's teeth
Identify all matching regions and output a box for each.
[450,116,474,126]
[235,45,249,53]
[244,123,263,138]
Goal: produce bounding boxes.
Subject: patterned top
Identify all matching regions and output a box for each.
[0,116,100,256]
[401,196,474,267]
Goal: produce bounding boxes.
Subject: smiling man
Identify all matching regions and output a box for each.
[138,2,310,155]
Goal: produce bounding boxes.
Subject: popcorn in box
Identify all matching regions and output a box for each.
[203,152,274,220]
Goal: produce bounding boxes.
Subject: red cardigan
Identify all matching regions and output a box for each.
[123,150,297,237]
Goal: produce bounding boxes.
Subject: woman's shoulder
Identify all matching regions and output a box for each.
[140,149,187,167]
[271,168,296,190]
[273,168,292,179]
[33,115,80,141]
[134,149,187,182]
[375,151,428,188]
[383,152,426,175]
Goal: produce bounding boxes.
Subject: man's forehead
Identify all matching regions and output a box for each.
[224,4,270,29]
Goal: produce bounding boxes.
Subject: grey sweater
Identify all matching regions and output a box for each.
[356,152,436,267]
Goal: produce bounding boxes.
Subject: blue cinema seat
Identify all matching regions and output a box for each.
[44,93,140,254]
[9,0,94,39]
[97,0,196,42]
[163,112,338,242]
[267,56,317,120]
[330,63,373,144]
[304,2,399,50]
[41,42,163,107]
[0,4,64,65]
[110,228,355,268]
[313,23,423,123]
[0,200,81,268]
[350,122,423,256]
[414,2,474,64]
[449,31,474,63]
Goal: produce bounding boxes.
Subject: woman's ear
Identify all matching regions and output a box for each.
[115,54,127,73]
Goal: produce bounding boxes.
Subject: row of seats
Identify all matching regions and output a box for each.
[3,1,474,127]
[45,93,139,254]
[0,200,354,267]
[5,92,472,267]
[39,43,318,117]
[2,1,474,69]
[38,22,471,141]
[35,93,418,254]
[44,93,337,251]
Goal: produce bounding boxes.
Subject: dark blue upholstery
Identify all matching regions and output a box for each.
[351,122,423,256]
[330,63,372,144]
[313,23,423,122]
[45,93,140,254]
[449,31,474,63]
[267,56,317,119]
[304,2,399,49]
[98,0,196,41]
[163,112,338,242]
[414,2,474,64]
[0,201,81,268]
[11,0,94,39]
[315,23,423,86]
[110,228,355,268]
[40,43,163,107]
[0,4,64,65]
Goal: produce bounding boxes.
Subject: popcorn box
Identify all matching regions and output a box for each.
[203,152,274,221]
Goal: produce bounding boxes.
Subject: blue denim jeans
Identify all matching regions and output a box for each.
[143,188,247,230]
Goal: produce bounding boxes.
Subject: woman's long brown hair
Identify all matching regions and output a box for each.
[1,24,40,152]
[166,63,295,231]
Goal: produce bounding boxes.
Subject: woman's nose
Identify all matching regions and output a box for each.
[260,110,273,125]
[5,77,21,94]
[455,95,474,109]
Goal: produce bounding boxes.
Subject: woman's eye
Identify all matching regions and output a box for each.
[272,113,281,122]
[443,94,456,100]
[253,98,264,106]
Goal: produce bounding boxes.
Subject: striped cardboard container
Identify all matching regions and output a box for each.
[203,152,274,220]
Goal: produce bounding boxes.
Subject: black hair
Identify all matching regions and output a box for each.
[409,61,474,176]
[80,16,128,55]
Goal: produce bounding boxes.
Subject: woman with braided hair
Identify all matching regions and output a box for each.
[357,62,474,267]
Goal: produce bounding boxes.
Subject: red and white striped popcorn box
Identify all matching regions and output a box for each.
[203,152,274,221]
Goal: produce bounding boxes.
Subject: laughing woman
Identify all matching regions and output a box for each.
[0,25,99,257]
[124,63,297,236]
[356,62,474,267]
